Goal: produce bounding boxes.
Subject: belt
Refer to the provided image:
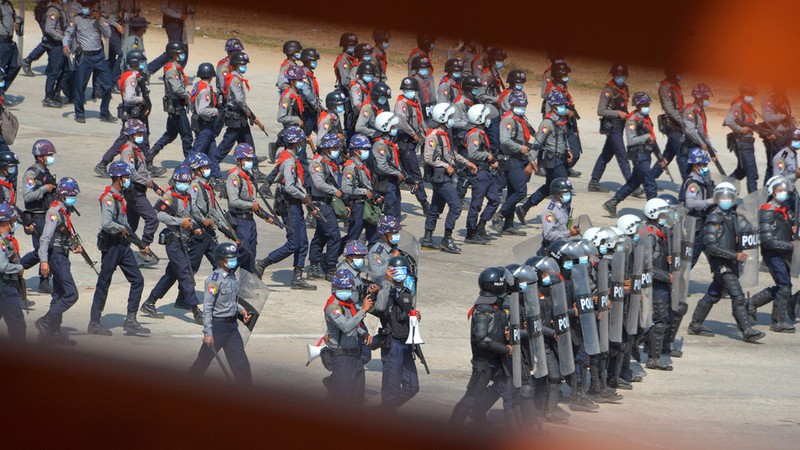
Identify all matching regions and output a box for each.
[51,246,71,256]
[1,274,19,282]
[27,212,46,219]
[349,198,365,204]
[0,36,12,43]
[230,211,253,219]
[312,196,332,204]
[212,316,237,322]
[330,347,360,357]
[83,49,103,56]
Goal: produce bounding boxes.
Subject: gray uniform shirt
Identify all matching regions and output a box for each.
[38,201,72,263]
[64,13,111,52]
[276,153,306,200]
[532,114,569,163]
[625,111,653,148]
[22,164,53,210]
[541,200,570,244]
[100,186,128,235]
[316,111,342,146]
[723,99,755,137]
[394,96,425,138]
[772,146,798,187]
[277,87,302,127]
[466,128,492,164]
[192,81,219,122]
[682,103,709,147]
[424,128,468,171]
[341,160,372,198]
[597,82,629,119]
[0,175,14,206]
[0,1,20,38]
[683,172,715,213]
[44,3,69,42]
[335,52,355,90]
[349,79,370,111]
[164,63,190,103]
[500,112,536,163]
[373,138,402,178]
[355,102,382,138]
[189,176,224,224]
[119,142,152,187]
[762,92,793,133]
[0,234,23,275]
[309,154,339,197]
[226,167,255,213]
[203,269,245,337]
[156,189,193,239]
[325,297,366,350]
[225,71,249,115]
[121,70,145,105]
[658,80,683,125]
[119,35,144,72]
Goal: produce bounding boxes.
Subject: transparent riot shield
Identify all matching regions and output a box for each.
[793,241,800,278]
[237,270,271,346]
[627,238,645,335]
[738,190,766,290]
[609,247,627,343]
[640,229,654,330]
[550,280,575,376]
[523,282,548,379]
[679,215,698,306]
[398,230,420,292]
[513,235,543,262]
[670,208,686,310]
[574,214,593,235]
[596,257,610,353]
[509,292,522,388]
[571,264,600,355]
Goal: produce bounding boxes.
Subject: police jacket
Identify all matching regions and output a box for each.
[759,199,794,256]
[373,281,414,341]
[469,295,510,361]
[648,224,671,284]
[703,206,740,271]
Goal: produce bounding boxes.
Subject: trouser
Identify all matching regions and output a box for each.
[108,28,123,83]
[212,125,255,179]
[397,137,427,203]
[764,251,792,324]
[193,118,218,157]
[267,202,309,268]
[342,202,378,251]
[102,118,152,164]
[523,157,568,209]
[614,151,657,201]
[731,149,759,194]
[327,351,366,404]
[152,110,194,158]
[466,169,500,232]
[566,126,582,169]
[90,242,144,321]
[648,284,670,360]
[380,338,420,411]
[486,118,501,155]
[0,40,20,90]
[45,251,79,321]
[20,217,46,275]
[45,43,70,97]
[233,217,257,273]
[695,270,748,327]
[308,202,341,269]
[425,178,462,232]
[651,130,688,181]
[25,41,48,62]
[450,358,506,425]
[0,283,26,341]
[189,319,252,386]
[381,178,402,218]
[148,19,187,73]
[500,158,528,219]
[73,51,112,118]
[125,188,158,245]
[148,239,200,306]
[591,131,631,181]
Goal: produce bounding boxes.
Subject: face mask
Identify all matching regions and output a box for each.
[363,74,374,83]
[335,290,353,301]
[452,72,462,79]
[390,233,401,245]
[632,234,640,244]
[0,80,5,88]
[775,191,789,203]
[513,107,526,116]
[518,282,528,291]
[556,105,568,116]
[335,104,345,114]
[389,128,398,136]
[485,118,492,127]
[614,76,627,86]
[563,260,573,271]
[352,258,365,269]
[330,150,340,160]
[242,161,254,171]
[178,53,187,63]
[138,62,148,72]
[515,83,524,90]
[201,168,211,178]
[310,61,317,70]
[562,76,571,83]
[293,52,302,60]
[81,7,90,15]
[392,267,408,283]
[743,95,754,104]
[447,118,456,128]
[65,197,77,206]
[657,218,667,227]
[540,275,552,286]
[295,81,306,89]
[719,199,734,211]
[381,42,390,49]
[418,69,430,77]
[791,141,800,150]
[347,46,355,54]
[134,136,145,145]
[378,97,388,105]
[495,61,505,70]
[599,244,608,255]
[226,257,238,270]
[699,167,710,176]
[45,156,56,166]
[577,256,588,265]
[175,182,190,192]
[403,90,416,99]
[11,222,18,234]
[641,107,651,115]
[7,166,15,174]
[239,66,247,74]
[561,193,572,203]
[359,150,370,161]
[122,178,132,189]
[362,55,372,61]
[702,99,710,107]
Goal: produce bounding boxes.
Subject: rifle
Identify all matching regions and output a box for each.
[735,119,777,141]
[705,142,727,176]
[414,344,430,375]
[250,177,285,229]
[649,141,675,183]
[16,1,24,66]
[115,220,159,259]
[154,199,209,237]
[213,211,240,243]
[67,233,100,275]
[306,201,328,224]
[19,277,28,315]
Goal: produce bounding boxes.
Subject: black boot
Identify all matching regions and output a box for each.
[307,262,326,279]
[254,257,272,280]
[631,187,646,198]
[94,161,109,177]
[42,94,62,108]
[476,220,494,241]
[38,277,53,294]
[123,312,151,335]
[191,306,203,325]
[291,267,317,290]
[589,363,624,402]
[420,230,440,250]
[602,198,619,217]
[420,199,430,216]
[515,204,530,226]
[688,298,715,336]
[324,268,336,282]
[440,229,461,254]
[268,142,279,163]
[772,288,796,333]
[567,372,598,412]
[747,288,773,322]
[465,385,501,424]
[464,228,487,245]
[789,291,800,322]
[733,298,765,343]
[588,178,609,193]
[35,314,54,339]
[543,382,570,424]
[87,320,112,336]
[645,325,672,371]
[251,164,269,183]
[22,57,34,76]
[664,304,686,357]
[139,298,164,319]
[501,215,526,236]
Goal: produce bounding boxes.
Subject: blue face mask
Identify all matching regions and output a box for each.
[242,161,254,171]
[792,140,800,150]
[11,222,18,234]
[45,156,56,166]
[382,42,390,49]
[122,178,131,189]
[294,52,302,60]
[614,76,627,86]
[657,218,667,227]
[561,193,572,203]
[447,118,456,128]
[702,99,710,107]
[518,282,528,291]
[362,55,372,61]
[485,119,491,127]
[330,150,340,160]
[389,128,398,136]
[335,104,345,114]
[352,258,365,269]
[495,61,505,70]
[392,266,408,283]
[513,107,526,116]
[641,107,651,115]
[65,197,77,206]
[363,74,374,83]
[178,53,187,62]
[452,72,462,79]
[81,7,90,15]
[562,76,571,83]
[7,166,15,174]
[310,61,317,69]
[347,46,355,54]
[540,275,552,286]
[579,256,589,265]
[563,261,573,271]
[335,290,353,301]
[719,199,734,211]
[0,80,5,88]
[134,136,145,145]
[295,81,306,89]
[138,62,148,73]
[403,90,416,99]
[599,244,608,255]
[390,233,401,245]
[418,69,430,77]
[515,83,524,90]
[226,257,238,270]
[632,234,640,244]
[202,168,212,179]
[175,182,190,192]
[775,191,789,203]
[378,97,388,105]
[359,150,370,161]
[239,66,247,74]
[556,105,568,116]
[699,167,710,176]
[471,88,480,97]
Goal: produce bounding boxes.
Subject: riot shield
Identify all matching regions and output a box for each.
[398,230,421,277]
[792,241,800,278]
[609,248,627,343]
[550,280,575,376]
[237,270,271,346]
[509,292,522,388]
[513,235,542,262]
[522,283,548,379]
[670,208,686,310]
[737,190,766,289]
[640,230,654,329]
[571,264,600,355]
[627,239,645,335]
[573,214,593,236]
[596,257,610,353]
[679,215,698,305]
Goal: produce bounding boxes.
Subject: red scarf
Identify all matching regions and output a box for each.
[191,80,217,107]
[52,201,75,236]
[467,303,497,319]
[686,103,708,136]
[305,68,320,97]
[164,62,188,87]
[318,110,339,130]
[282,87,305,115]
[276,150,305,186]
[376,138,401,167]
[440,76,463,98]
[545,82,575,106]
[3,233,19,256]
[454,94,473,108]
[200,181,216,208]
[398,95,424,125]
[544,112,567,127]
[334,53,357,82]
[223,72,250,96]
[0,178,14,204]
[646,226,668,241]
[375,50,387,72]
[344,160,372,182]
[315,155,339,173]
[216,56,230,70]
[659,79,685,110]
[731,96,755,123]
[324,294,357,316]
[117,70,139,95]
[626,112,656,140]
[762,203,789,220]
[99,186,126,214]
[606,80,628,110]
[502,111,532,142]
[228,167,254,197]
[466,128,490,150]
[120,143,145,168]
[167,187,190,208]
[350,79,372,105]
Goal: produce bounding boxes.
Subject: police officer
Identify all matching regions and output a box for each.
[349,61,374,115]
[90,161,150,336]
[225,144,267,273]
[395,77,429,213]
[371,111,404,218]
[316,91,346,147]
[118,15,149,76]
[149,0,192,72]
[63,0,116,124]
[40,0,72,108]
[324,269,374,403]
[421,103,477,253]
[299,48,322,135]
[496,90,536,236]
[0,150,19,204]
[457,40,480,77]
[652,67,687,181]
[191,62,220,156]
[682,83,714,165]
[372,255,420,413]
[762,86,795,181]
[141,165,203,324]
[276,40,303,93]
[337,240,371,302]
[367,215,402,274]
[119,119,162,267]
[589,63,632,193]
[498,69,525,115]
[725,84,762,194]
[0,0,21,95]
[277,65,310,135]
[540,53,564,99]
[0,203,25,342]
[334,32,358,94]
[478,47,506,105]
[189,242,253,386]
[641,198,674,371]
[307,134,343,281]
[747,176,796,333]
[450,267,513,425]
[186,152,225,276]
[687,182,766,343]
[356,81,390,139]
[464,104,500,245]
[438,58,463,103]
[151,41,193,160]
[541,178,579,254]
[341,135,379,246]
[348,42,374,82]
[602,92,663,216]
[681,148,715,268]
[411,57,438,128]
[407,34,435,76]
[542,62,582,177]
[254,127,316,291]
[372,30,391,83]
[216,38,243,92]
[514,90,572,225]
[20,140,59,294]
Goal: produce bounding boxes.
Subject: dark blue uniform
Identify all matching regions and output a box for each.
[308,154,342,272]
[464,128,500,234]
[151,62,194,158]
[591,82,632,182]
[20,163,57,284]
[37,200,80,332]
[0,232,26,342]
[265,152,309,269]
[226,167,258,272]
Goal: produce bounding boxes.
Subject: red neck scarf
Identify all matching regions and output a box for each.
[626,112,656,140]
[199,181,216,208]
[276,150,305,186]
[377,138,401,166]
[99,186,126,214]
[316,155,339,173]
[228,167,254,197]
[503,111,532,142]
[466,128,490,150]
[167,187,190,208]
[191,80,217,106]
[324,294,357,316]
[660,79,685,110]
[344,160,372,182]
[0,178,14,204]
[305,68,320,97]
[52,201,75,236]
[606,80,628,110]
[164,62,188,86]
[731,96,755,123]
[545,81,575,106]
[283,87,305,115]
[544,112,567,127]
[686,103,708,136]
[223,72,249,96]
[398,95,424,124]
[762,203,789,220]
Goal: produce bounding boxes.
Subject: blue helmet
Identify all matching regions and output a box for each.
[108,161,133,177]
[377,215,401,234]
[343,240,368,256]
[187,152,211,169]
[233,143,255,159]
[687,147,711,165]
[546,90,568,107]
[284,126,306,144]
[632,91,652,107]
[332,269,355,289]
[285,65,305,81]
[349,133,372,149]
[0,203,18,222]
[32,139,57,156]
[319,133,343,150]
[172,165,192,182]
[124,119,147,136]
[56,177,80,196]
[509,90,528,107]
[225,38,244,53]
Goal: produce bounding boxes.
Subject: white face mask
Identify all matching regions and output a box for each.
[201,168,211,178]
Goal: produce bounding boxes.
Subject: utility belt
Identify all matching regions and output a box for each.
[24,211,46,220]
[163,96,187,115]
[600,116,625,135]
[118,103,146,120]
[0,274,19,282]
[229,211,254,220]
[50,245,71,256]
[129,183,148,194]
[212,316,237,323]
[224,107,247,128]
[0,35,13,43]
[657,114,681,134]
[727,133,756,152]
[96,230,127,251]
[83,49,103,56]
[347,195,365,204]
[494,153,510,171]
[312,196,332,204]
[158,228,190,246]
[626,143,652,160]
[329,347,361,357]
[470,159,491,171]
[376,328,409,349]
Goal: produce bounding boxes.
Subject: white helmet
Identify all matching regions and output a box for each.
[431,102,456,124]
[643,198,670,220]
[766,175,788,196]
[598,227,618,248]
[582,227,602,245]
[609,226,625,239]
[375,112,400,133]
[617,214,643,236]
[714,181,737,196]
[467,104,491,125]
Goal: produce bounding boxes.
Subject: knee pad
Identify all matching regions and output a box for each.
[675,302,688,317]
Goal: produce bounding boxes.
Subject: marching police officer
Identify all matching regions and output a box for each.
[189,242,253,386]
[407,34,435,76]
[771,128,800,184]
[589,63,632,193]
[349,62,374,115]
[724,84,761,194]
[762,86,795,181]
[0,0,21,95]
[438,59,463,103]
[372,30,391,83]
[35,177,83,345]
[0,150,19,204]
[341,135,379,246]
[225,144,266,273]
[681,148,715,268]
[0,203,25,342]
[395,77,430,214]
[542,62,582,177]
[316,91,346,147]
[191,62,220,156]
[421,103,477,253]
[682,83,714,163]
[499,69,525,115]
[464,104,500,245]
[186,152,225,274]
[642,198,674,370]
[151,41,193,160]
[276,40,303,93]
[687,182,766,343]
[90,161,150,336]
[653,67,687,180]
[307,134,344,281]
[118,15,149,76]
[20,140,59,294]
[149,0,193,71]
[324,269,374,403]
[356,81,391,139]
[541,178,579,254]
[371,111,404,218]
[411,57,437,128]
[40,0,72,108]
[496,90,535,236]
[334,32,358,94]
[348,43,374,82]
[299,47,323,134]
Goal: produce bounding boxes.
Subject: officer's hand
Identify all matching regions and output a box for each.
[40,262,50,279]
[242,311,252,324]
[24,224,35,234]
[251,202,260,212]
[531,160,539,172]
[302,196,311,205]
[391,249,401,257]
[741,127,752,134]
[618,111,628,119]
[524,164,534,177]
[368,283,380,294]
[570,225,580,236]
[767,134,776,141]
[335,190,343,198]
[142,246,153,256]
[375,196,384,204]
[446,165,455,176]
[486,153,494,162]
[181,218,192,229]
[736,252,748,262]
[623,280,631,293]
[701,144,708,151]
[467,162,478,174]
[202,218,214,228]
[365,334,373,345]
[266,216,274,224]
[412,134,420,143]
[254,117,263,128]
[193,228,202,236]
[568,110,575,118]
[567,152,574,163]
[116,24,124,34]
[362,296,374,312]
[72,245,84,254]
[648,136,655,144]
[398,172,407,181]
[45,183,57,192]
[337,133,346,142]
[660,158,668,168]
[91,9,101,20]
[63,46,70,56]
[385,267,395,281]
[520,145,529,155]
[666,255,673,265]
[670,273,674,283]
[346,207,352,218]
[298,119,304,127]
[506,345,513,355]
[414,310,422,322]
[593,294,598,305]
[793,226,798,235]
[120,227,128,237]
[366,190,374,200]
[203,335,214,347]
[14,22,19,32]
[490,161,499,169]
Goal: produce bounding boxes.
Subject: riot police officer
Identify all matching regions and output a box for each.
[681,148,716,268]
[307,134,344,281]
[395,77,430,213]
[642,198,674,370]
[589,63,632,193]
[540,178,579,254]
[464,104,500,245]
[496,90,536,236]
[372,30,391,83]
[0,203,25,342]
[438,58,463,103]
[652,67,687,180]
[341,135,379,246]
[725,84,762,194]
[151,41,193,160]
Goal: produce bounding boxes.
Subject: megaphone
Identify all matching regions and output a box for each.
[405,312,424,345]
[306,344,325,366]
